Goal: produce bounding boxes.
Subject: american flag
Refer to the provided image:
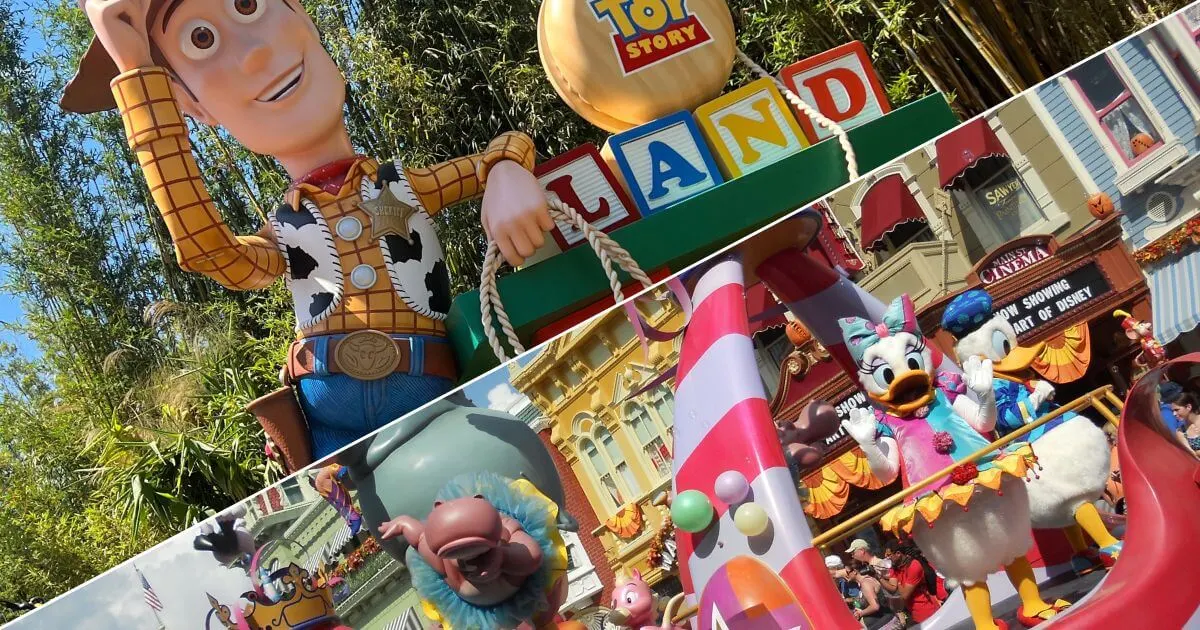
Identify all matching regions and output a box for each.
[136,567,163,612]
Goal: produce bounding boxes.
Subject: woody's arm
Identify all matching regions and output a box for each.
[406,131,537,214]
[111,67,285,290]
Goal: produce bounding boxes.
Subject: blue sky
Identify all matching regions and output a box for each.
[462,352,537,409]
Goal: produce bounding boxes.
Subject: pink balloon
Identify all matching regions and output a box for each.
[714,470,750,504]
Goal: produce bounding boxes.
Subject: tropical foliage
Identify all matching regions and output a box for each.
[0,0,1189,619]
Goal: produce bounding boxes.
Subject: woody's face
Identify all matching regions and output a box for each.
[150,0,345,157]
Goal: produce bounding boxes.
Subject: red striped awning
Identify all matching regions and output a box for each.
[860,174,928,252]
[747,282,788,335]
[937,118,1009,188]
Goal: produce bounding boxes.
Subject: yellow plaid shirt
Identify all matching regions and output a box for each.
[111,66,535,338]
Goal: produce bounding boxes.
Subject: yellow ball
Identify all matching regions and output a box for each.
[537,0,737,132]
[734,502,770,537]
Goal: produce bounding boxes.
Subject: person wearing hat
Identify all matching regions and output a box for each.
[825,554,861,605]
[848,538,891,574]
[943,288,1123,573]
[63,0,555,468]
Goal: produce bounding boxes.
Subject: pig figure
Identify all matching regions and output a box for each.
[607,569,688,630]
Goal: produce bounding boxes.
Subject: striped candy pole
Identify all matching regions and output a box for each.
[672,256,858,630]
[754,247,958,378]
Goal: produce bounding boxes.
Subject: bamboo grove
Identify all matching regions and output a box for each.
[0,0,1188,618]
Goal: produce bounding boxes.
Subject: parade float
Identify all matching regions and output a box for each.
[644,212,1200,629]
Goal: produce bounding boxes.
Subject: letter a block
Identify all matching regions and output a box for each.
[693,78,811,178]
[779,41,891,142]
[529,144,641,265]
[605,110,724,216]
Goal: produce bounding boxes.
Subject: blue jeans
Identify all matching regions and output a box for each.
[296,334,455,458]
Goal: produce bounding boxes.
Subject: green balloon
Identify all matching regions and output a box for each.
[672,490,714,533]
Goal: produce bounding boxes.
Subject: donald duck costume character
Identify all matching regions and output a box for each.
[840,294,1068,630]
[943,290,1122,570]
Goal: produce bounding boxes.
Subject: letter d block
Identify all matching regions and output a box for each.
[779,41,891,142]
[694,78,811,179]
[606,111,724,216]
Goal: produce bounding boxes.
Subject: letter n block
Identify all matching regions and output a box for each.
[534,143,641,255]
[779,41,891,142]
[605,111,724,216]
[693,78,811,178]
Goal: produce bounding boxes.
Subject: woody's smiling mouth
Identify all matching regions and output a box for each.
[256,63,304,103]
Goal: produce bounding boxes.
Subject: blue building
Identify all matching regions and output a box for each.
[1033,7,1200,354]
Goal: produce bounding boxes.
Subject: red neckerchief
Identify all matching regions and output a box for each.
[291,156,365,196]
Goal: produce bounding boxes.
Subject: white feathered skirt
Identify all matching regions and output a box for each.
[1023,417,1111,528]
[913,475,1033,585]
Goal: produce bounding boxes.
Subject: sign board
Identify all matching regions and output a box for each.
[994,262,1113,338]
[778,41,891,142]
[590,0,714,75]
[978,240,1052,284]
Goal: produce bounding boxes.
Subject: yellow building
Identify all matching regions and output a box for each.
[510,296,685,588]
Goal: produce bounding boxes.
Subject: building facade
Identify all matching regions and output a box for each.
[1031,12,1200,359]
[767,78,1159,534]
[245,474,428,630]
[510,297,686,609]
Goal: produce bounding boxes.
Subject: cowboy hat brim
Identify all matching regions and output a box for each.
[60,0,169,114]
[60,36,122,114]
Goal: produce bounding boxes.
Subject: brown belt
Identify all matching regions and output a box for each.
[287,330,458,382]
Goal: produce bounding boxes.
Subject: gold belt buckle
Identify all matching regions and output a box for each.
[335,330,402,381]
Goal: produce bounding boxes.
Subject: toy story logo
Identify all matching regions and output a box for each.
[590,0,713,74]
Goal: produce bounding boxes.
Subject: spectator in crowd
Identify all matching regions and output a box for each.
[1160,382,1184,433]
[849,538,892,574]
[845,559,904,629]
[880,542,943,624]
[826,554,861,604]
[1170,391,1200,456]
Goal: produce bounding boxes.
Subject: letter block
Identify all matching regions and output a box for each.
[693,77,811,178]
[779,41,891,142]
[533,144,641,260]
[605,110,724,215]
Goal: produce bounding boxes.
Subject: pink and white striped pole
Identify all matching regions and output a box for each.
[671,253,858,629]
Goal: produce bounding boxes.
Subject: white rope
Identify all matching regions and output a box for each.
[480,196,653,362]
[735,49,859,180]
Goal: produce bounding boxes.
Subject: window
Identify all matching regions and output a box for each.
[651,387,675,437]
[580,427,640,511]
[561,367,582,388]
[628,403,672,479]
[565,541,578,571]
[1183,6,1200,43]
[613,319,636,347]
[1069,56,1162,164]
[949,156,1048,256]
[874,222,936,263]
[583,340,609,370]
[281,478,305,505]
[543,380,564,401]
[600,429,641,497]
[762,330,793,366]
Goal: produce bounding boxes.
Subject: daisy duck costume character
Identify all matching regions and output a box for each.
[943,290,1122,571]
[839,294,1068,630]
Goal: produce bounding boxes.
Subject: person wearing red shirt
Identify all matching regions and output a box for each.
[881,543,944,623]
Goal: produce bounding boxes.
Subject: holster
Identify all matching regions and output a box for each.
[246,386,313,472]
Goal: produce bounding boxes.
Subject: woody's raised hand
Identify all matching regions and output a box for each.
[81,0,154,72]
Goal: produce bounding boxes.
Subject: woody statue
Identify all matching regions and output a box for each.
[62,0,554,469]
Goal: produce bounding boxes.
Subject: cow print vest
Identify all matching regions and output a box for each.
[269,159,451,330]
